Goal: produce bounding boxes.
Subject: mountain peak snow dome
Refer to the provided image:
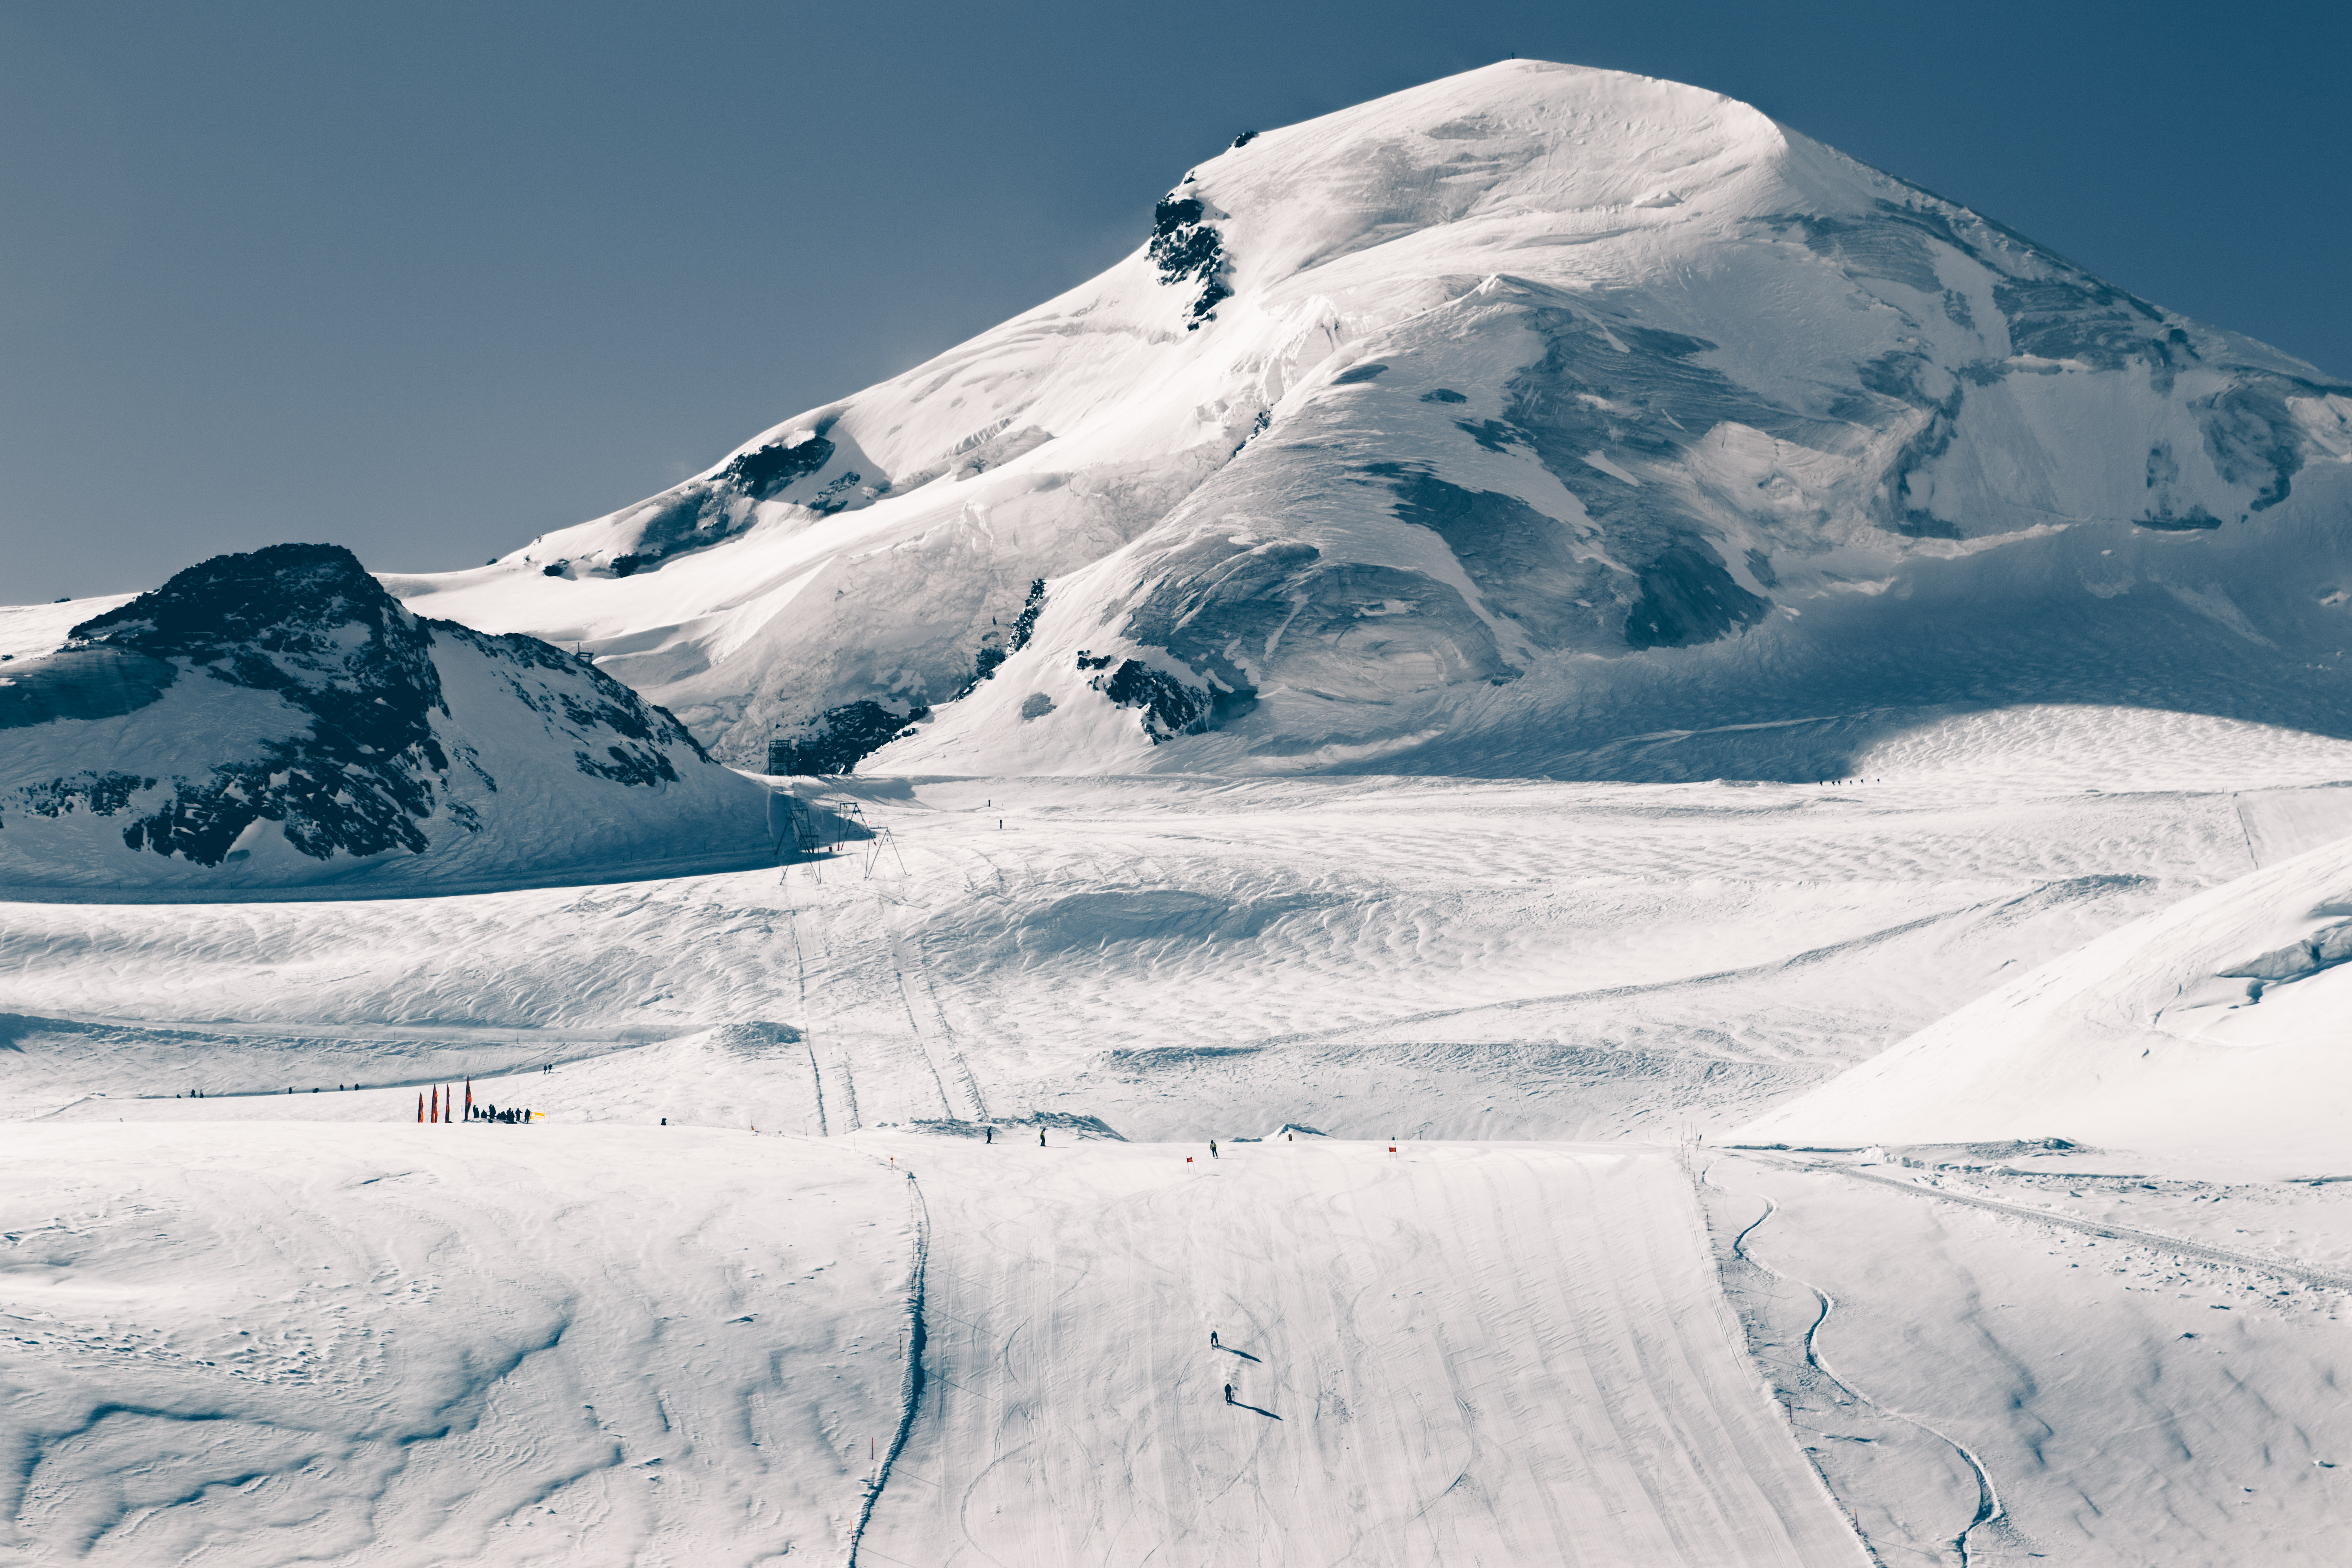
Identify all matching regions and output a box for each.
[394,60,2352,780]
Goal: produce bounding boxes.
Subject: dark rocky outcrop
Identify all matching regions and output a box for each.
[955,578,1048,698]
[1150,194,1231,328]
[765,700,930,775]
[721,435,836,500]
[1095,659,1211,743]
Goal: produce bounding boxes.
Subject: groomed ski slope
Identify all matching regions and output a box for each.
[861,1136,1865,1567]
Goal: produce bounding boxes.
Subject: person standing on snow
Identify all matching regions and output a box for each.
[1039,1127,1047,1147]
[1223,1383,1235,1405]
[1209,1139,1218,1159]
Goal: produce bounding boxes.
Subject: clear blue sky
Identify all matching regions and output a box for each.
[5,0,2345,599]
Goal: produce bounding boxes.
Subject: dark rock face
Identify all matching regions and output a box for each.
[1094,659,1210,743]
[19,771,155,819]
[721,436,836,500]
[765,700,928,775]
[956,578,1048,698]
[606,433,846,578]
[1621,545,1771,651]
[1150,194,1231,328]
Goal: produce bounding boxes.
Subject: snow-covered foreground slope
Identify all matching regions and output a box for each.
[1738,826,2352,1161]
[0,1123,912,1565]
[10,717,2352,1561]
[0,545,767,896]
[383,60,2352,781]
[0,1121,1864,1568]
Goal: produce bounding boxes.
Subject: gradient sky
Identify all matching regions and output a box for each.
[4,0,2346,600]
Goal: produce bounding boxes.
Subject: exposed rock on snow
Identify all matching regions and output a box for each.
[382,60,2350,778]
[764,699,930,777]
[0,544,765,894]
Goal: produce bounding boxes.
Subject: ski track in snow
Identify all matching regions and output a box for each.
[1745,1155,2352,1294]
[1704,1164,2008,1568]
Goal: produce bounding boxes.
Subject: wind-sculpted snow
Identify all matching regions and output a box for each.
[376,60,2351,777]
[0,1124,910,1565]
[0,544,765,894]
[17,707,2352,1136]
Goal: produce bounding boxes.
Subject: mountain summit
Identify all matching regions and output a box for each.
[393,61,2352,778]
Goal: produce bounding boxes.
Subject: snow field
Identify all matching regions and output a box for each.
[9,739,2321,1143]
[0,1124,912,1566]
[860,1136,1867,1567]
[7,713,2352,1561]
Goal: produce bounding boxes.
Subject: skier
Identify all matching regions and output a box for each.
[1208,1139,1218,1159]
[1210,1329,1219,1348]
[1039,1128,1047,1147]
[1223,1383,1235,1405]
[985,1126,992,1144]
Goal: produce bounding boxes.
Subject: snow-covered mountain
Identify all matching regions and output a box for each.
[388,59,2352,780]
[0,544,766,894]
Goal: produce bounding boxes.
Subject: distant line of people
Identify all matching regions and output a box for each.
[472,1103,532,1124]
[175,1084,369,1096]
